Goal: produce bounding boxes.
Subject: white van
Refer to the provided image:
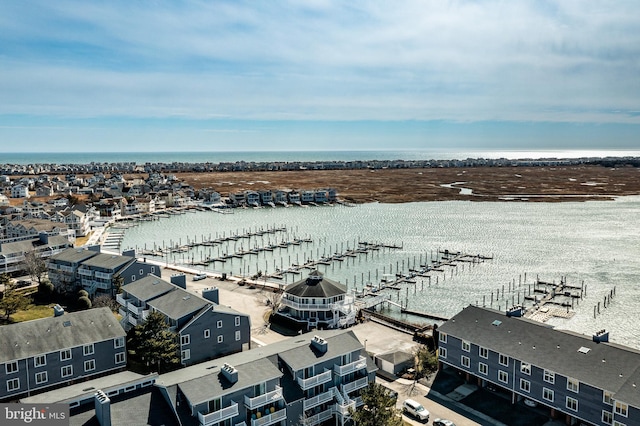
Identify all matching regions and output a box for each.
[402,399,430,422]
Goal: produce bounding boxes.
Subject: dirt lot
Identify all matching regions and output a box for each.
[170,165,640,203]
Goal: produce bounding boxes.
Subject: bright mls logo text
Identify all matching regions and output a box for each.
[1,404,68,425]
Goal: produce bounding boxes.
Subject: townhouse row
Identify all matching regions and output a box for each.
[437,305,640,426]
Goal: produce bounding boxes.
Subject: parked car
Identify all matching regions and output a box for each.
[192,274,207,281]
[433,419,456,426]
[402,399,429,422]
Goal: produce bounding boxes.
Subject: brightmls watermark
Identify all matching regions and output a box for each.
[1,404,69,425]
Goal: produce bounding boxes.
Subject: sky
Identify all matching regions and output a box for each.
[1,0,639,153]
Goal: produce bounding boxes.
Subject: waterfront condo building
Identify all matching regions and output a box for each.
[437,305,640,426]
[117,274,251,366]
[0,307,126,402]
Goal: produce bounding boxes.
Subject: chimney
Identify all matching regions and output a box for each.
[220,363,238,384]
[311,335,328,353]
[593,329,609,343]
[202,287,219,304]
[53,304,65,317]
[94,390,111,426]
[170,274,186,289]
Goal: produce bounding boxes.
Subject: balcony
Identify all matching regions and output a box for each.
[198,401,238,426]
[95,271,112,280]
[341,377,369,394]
[244,386,283,410]
[281,298,333,311]
[78,268,93,277]
[303,389,334,410]
[333,356,367,376]
[251,408,286,426]
[305,408,333,426]
[297,369,332,391]
[334,399,356,417]
[116,294,129,306]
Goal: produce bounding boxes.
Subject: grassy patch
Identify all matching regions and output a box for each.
[10,303,58,323]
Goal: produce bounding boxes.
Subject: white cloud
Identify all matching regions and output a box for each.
[0,0,639,124]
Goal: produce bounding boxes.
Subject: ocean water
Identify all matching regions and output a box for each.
[119,197,640,349]
[3,148,640,165]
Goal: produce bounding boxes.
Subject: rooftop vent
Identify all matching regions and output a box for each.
[220,363,238,384]
[311,335,328,353]
[578,346,591,354]
[593,329,609,343]
[63,320,72,327]
[492,320,502,326]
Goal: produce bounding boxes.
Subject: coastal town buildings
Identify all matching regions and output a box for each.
[437,305,640,426]
[0,307,127,402]
[275,270,357,331]
[0,233,73,275]
[47,247,157,296]
[117,274,251,366]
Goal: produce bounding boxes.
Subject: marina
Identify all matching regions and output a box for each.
[115,197,640,349]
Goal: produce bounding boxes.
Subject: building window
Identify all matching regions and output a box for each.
[131,275,136,281]
[60,349,72,361]
[520,379,530,393]
[61,365,73,378]
[461,340,470,352]
[520,362,531,375]
[478,362,488,375]
[613,421,627,426]
[567,377,579,393]
[7,378,19,392]
[181,334,190,346]
[498,370,508,384]
[217,320,223,329]
[34,355,46,367]
[114,337,125,349]
[5,361,18,374]
[139,269,144,275]
[83,344,94,356]
[603,391,614,405]
[235,316,241,326]
[479,347,488,359]
[615,401,628,417]
[499,353,508,366]
[115,352,125,364]
[84,359,96,372]
[439,332,447,343]
[35,371,48,385]
[235,330,241,341]
[204,329,210,339]
[602,411,613,425]
[461,355,470,368]
[543,388,554,402]
[543,370,555,384]
[151,266,155,273]
[181,349,190,361]
[439,347,447,359]
[218,335,224,343]
[566,396,578,412]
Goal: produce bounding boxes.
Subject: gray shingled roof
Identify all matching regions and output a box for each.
[278,330,363,372]
[81,252,135,270]
[122,275,175,302]
[438,305,640,407]
[147,289,210,321]
[178,357,283,406]
[49,247,98,264]
[284,270,346,298]
[0,307,126,363]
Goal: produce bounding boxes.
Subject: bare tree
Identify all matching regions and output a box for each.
[22,250,47,285]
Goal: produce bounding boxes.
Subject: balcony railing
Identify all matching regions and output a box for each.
[116,294,129,306]
[60,265,74,273]
[244,386,283,410]
[78,269,93,276]
[297,369,332,390]
[341,377,369,394]
[333,356,367,376]
[303,389,334,410]
[95,271,112,280]
[127,302,145,316]
[305,408,333,426]
[281,298,333,311]
[198,401,239,426]
[334,400,356,417]
[251,408,286,426]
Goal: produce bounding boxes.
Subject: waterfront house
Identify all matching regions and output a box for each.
[301,190,315,204]
[437,305,640,426]
[244,190,260,207]
[273,190,288,206]
[10,184,29,198]
[0,307,126,402]
[275,270,357,332]
[117,274,251,366]
[258,189,274,207]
